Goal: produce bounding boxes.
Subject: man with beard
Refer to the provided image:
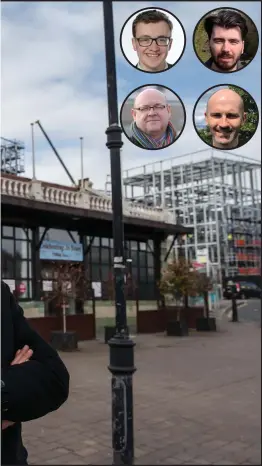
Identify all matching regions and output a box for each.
[204,88,246,149]
[203,9,248,72]
[129,88,177,149]
[132,10,173,72]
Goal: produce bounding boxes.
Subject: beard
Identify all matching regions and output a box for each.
[212,54,240,71]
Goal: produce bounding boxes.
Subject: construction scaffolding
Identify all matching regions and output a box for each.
[105,149,261,282]
[1,137,25,175]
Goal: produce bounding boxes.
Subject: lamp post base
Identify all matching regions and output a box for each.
[108,334,136,465]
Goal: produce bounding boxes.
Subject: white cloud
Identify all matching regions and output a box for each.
[1,1,261,191]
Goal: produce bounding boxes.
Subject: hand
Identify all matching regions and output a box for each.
[2,346,34,430]
[2,420,15,430]
[11,345,33,365]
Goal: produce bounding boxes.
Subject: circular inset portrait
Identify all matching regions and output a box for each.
[193,84,259,150]
[193,7,259,73]
[120,7,186,73]
[120,85,186,150]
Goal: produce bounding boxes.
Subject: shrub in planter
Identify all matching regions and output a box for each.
[166,319,188,337]
[51,330,78,351]
[159,257,198,337]
[194,276,217,332]
[196,316,216,332]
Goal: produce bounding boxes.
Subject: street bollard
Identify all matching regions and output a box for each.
[231,285,238,322]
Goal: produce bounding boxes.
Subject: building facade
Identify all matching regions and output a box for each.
[108,149,261,284]
[1,172,192,311]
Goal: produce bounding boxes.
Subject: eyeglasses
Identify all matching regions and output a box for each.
[136,36,171,47]
[133,104,166,113]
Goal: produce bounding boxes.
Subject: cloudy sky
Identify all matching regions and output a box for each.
[1,1,261,190]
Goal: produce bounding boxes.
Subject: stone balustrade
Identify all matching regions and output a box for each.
[1,176,174,224]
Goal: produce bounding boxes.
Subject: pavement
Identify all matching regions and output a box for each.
[227,299,261,325]
[23,318,261,465]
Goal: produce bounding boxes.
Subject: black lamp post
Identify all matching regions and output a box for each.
[103,2,136,465]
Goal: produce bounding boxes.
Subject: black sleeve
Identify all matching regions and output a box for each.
[1,286,70,422]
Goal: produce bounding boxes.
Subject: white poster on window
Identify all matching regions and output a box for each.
[92,281,102,298]
[3,279,16,292]
[43,281,53,292]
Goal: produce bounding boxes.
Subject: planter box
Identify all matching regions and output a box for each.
[50,330,78,351]
[196,317,217,332]
[166,320,188,337]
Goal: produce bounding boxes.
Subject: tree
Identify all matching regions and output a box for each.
[193,271,213,319]
[228,85,259,145]
[42,262,92,333]
[159,257,198,321]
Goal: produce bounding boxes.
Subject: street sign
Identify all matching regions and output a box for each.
[18,283,26,294]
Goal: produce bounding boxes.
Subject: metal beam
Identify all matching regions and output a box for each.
[67,230,76,243]
[36,227,48,250]
[164,233,178,262]
[84,236,95,256]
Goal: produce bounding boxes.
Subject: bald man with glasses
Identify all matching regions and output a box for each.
[129,88,177,149]
[132,10,173,72]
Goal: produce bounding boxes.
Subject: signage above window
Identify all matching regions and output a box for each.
[40,240,83,262]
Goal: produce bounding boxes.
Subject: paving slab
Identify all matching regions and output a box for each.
[22,321,261,465]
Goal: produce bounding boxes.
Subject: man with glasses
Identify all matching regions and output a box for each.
[130,87,177,149]
[132,10,173,72]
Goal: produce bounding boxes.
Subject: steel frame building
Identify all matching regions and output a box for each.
[106,149,261,283]
[1,137,25,175]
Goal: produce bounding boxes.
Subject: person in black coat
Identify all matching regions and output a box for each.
[1,281,70,465]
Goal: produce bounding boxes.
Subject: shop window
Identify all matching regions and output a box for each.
[91,264,100,282]
[101,248,109,264]
[132,267,138,281]
[2,260,14,279]
[92,237,100,246]
[147,240,153,250]
[15,240,30,259]
[2,226,14,237]
[139,251,147,267]
[147,253,154,268]
[139,267,147,282]
[101,265,110,281]
[2,239,15,258]
[15,228,32,240]
[147,268,154,282]
[131,250,138,266]
[1,227,33,299]
[101,238,109,247]
[91,247,99,263]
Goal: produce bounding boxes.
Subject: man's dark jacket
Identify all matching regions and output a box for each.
[1,282,70,465]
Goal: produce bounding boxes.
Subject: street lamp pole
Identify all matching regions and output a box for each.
[103,2,136,465]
